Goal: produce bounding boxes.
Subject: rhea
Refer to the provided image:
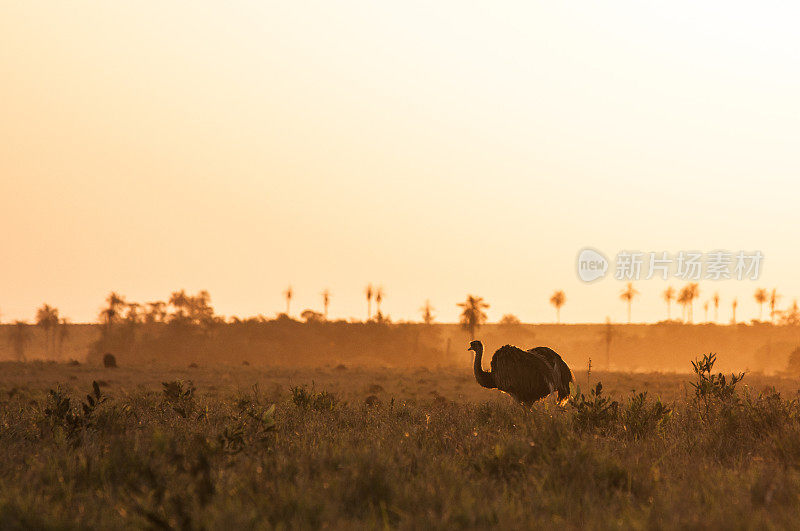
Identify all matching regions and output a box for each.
[468,340,573,405]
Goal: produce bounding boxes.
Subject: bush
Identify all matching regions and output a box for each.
[42,381,107,442]
[691,352,745,422]
[691,352,744,401]
[569,382,619,433]
[161,380,197,418]
[290,385,339,412]
[621,392,672,439]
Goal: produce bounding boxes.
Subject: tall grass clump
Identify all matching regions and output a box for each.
[290,384,339,412]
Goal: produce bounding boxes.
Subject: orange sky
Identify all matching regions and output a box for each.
[1,2,798,324]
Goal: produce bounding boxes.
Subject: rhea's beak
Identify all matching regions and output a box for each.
[467,347,474,352]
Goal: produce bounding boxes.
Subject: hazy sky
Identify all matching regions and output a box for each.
[1,1,798,324]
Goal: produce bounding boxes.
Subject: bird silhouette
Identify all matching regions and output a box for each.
[526,346,573,403]
[468,340,573,405]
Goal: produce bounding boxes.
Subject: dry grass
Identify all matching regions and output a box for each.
[1,360,800,528]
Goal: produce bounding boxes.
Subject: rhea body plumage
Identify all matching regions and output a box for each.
[468,340,574,405]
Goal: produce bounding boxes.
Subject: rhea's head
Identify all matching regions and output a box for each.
[467,340,482,353]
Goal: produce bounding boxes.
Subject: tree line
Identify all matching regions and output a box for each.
[5,283,799,362]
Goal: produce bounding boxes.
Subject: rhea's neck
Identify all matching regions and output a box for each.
[473,345,495,389]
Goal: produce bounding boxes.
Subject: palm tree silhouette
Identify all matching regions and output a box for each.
[602,317,615,370]
[687,283,700,323]
[375,287,385,317]
[676,283,699,322]
[712,292,720,322]
[365,284,374,321]
[677,287,691,322]
[322,289,330,320]
[57,318,70,359]
[169,290,190,321]
[662,286,675,320]
[35,304,59,357]
[190,290,214,329]
[549,290,566,323]
[420,300,435,325]
[769,288,780,323]
[457,295,489,340]
[284,286,293,316]
[731,298,738,324]
[619,283,639,323]
[754,288,768,321]
[101,292,126,327]
[9,321,31,361]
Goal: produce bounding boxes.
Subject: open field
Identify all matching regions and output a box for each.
[6,1,800,528]
[3,361,800,404]
[3,361,800,528]
[4,321,800,374]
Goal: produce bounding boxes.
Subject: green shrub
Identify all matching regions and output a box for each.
[621,392,672,439]
[42,381,107,442]
[161,380,197,418]
[217,403,276,454]
[569,382,619,433]
[290,385,339,412]
[691,353,744,401]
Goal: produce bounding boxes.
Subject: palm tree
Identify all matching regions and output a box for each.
[457,295,489,340]
[602,317,614,370]
[189,290,214,328]
[754,288,768,321]
[731,298,738,324]
[712,292,720,322]
[420,300,435,325]
[57,318,70,359]
[101,292,126,327]
[549,290,566,323]
[677,287,691,322]
[662,286,675,320]
[619,283,639,323]
[676,283,699,323]
[687,283,700,323]
[35,304,59,357]
[375,287,385,317]
[769,288,780,323]
[321,289,330,320]
[283,286,293,316]
[365,284,374,321]
[169,290,190,321]
[9,321,32,361]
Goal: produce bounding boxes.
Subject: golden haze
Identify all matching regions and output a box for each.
[1,2,798,323]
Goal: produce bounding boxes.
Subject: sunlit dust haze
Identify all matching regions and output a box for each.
[1,1,798,324]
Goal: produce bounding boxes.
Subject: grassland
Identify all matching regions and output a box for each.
[2,359,800,529]
[5,320,800,374]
